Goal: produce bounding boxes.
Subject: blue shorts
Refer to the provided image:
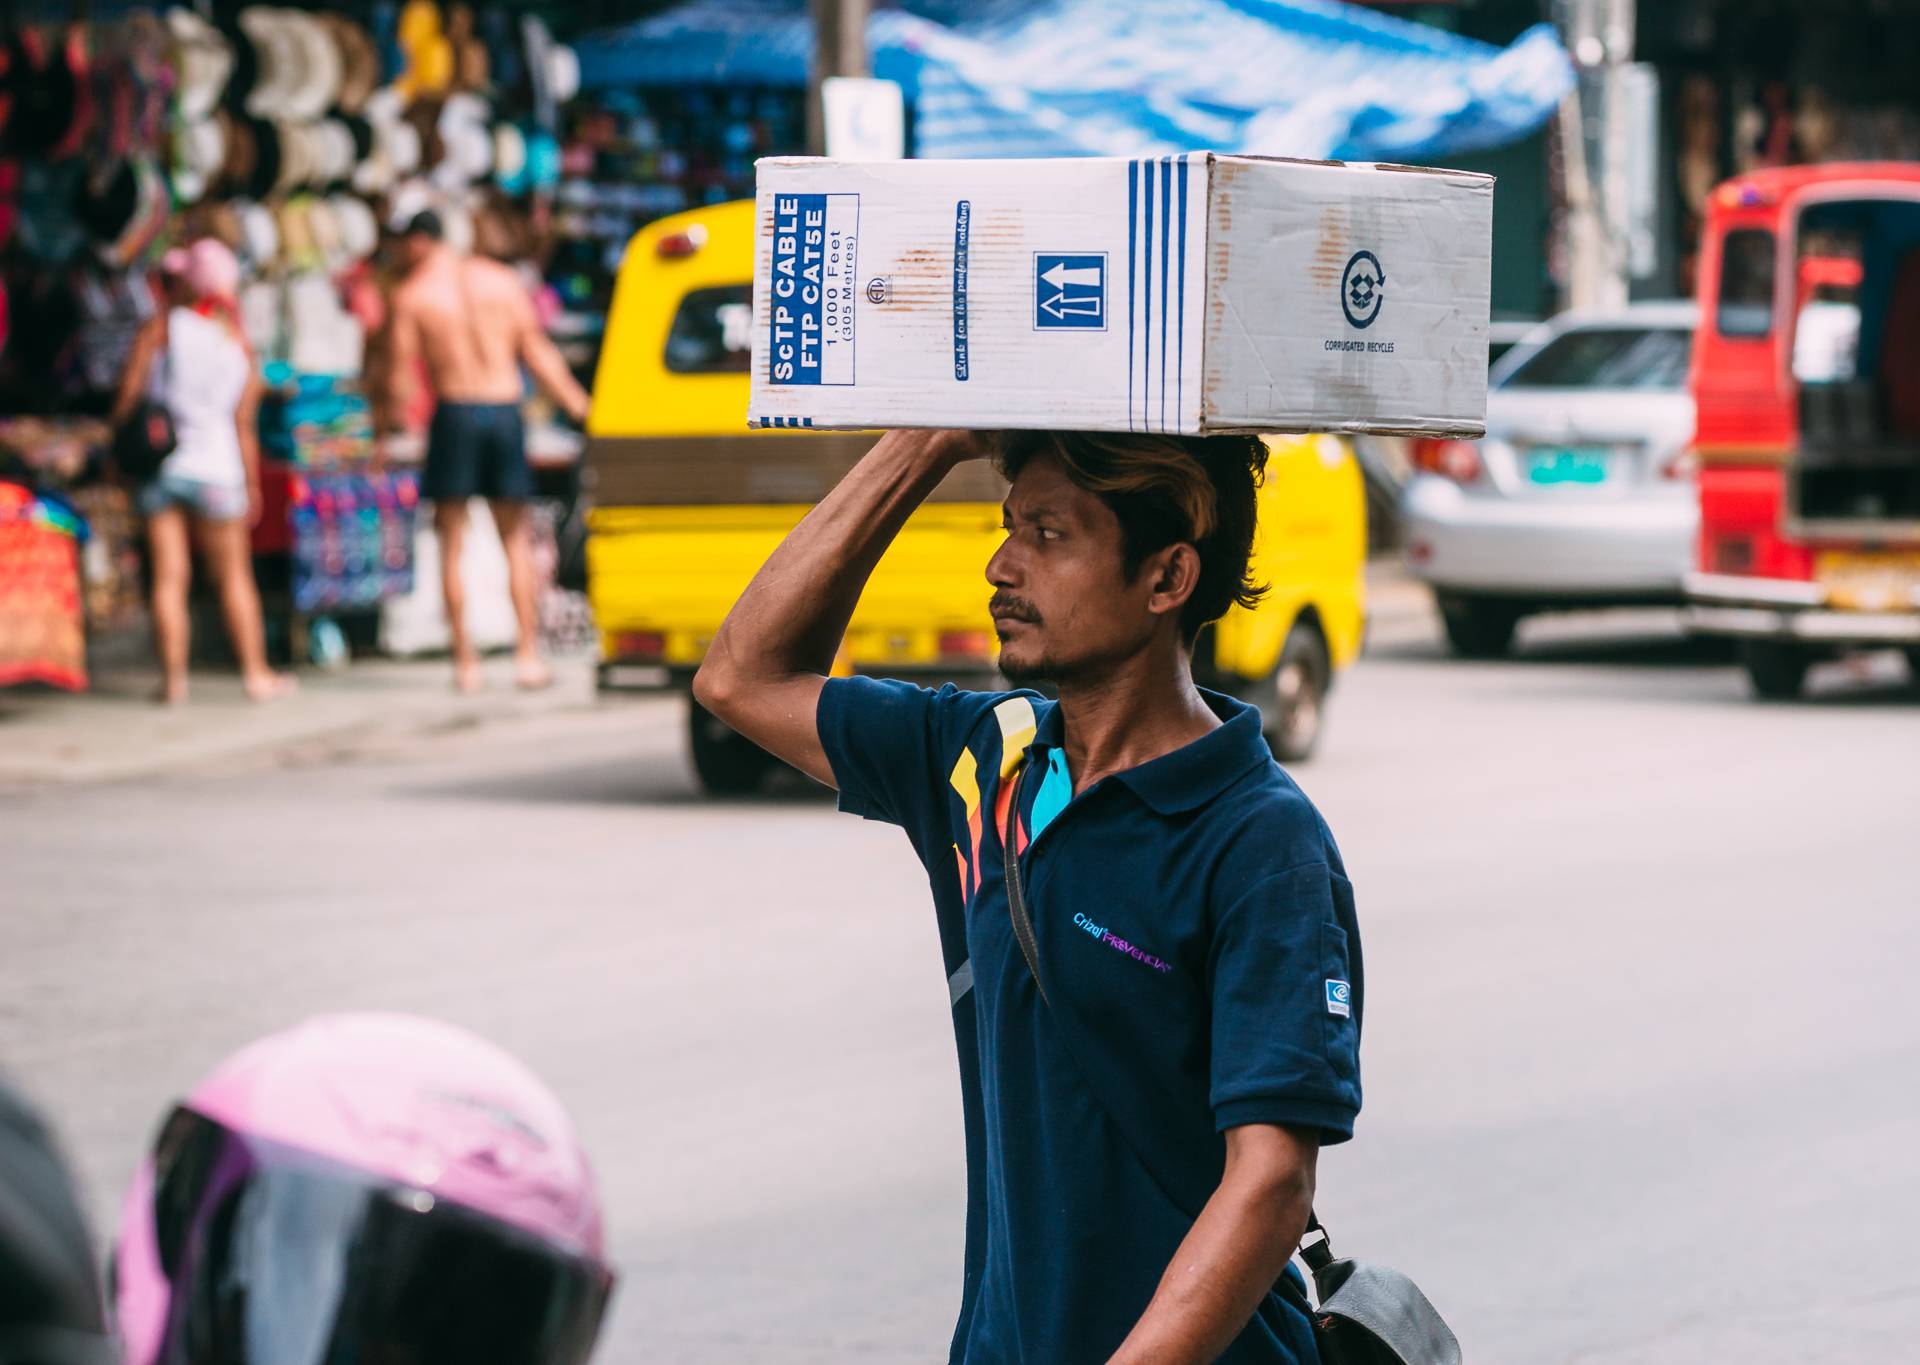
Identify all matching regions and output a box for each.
[422,402,531,502]
[138,472,250,523]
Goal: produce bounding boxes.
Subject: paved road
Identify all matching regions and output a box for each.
[4,606,1918,1363]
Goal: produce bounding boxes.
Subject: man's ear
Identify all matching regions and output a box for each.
[1144,543,1201,621]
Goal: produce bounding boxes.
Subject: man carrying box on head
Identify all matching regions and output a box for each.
[695,426,1363,1365]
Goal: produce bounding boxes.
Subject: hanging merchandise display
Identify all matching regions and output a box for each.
[0,1,593,680]
[521,16,578,133]
[447,3,489,94]
[76,155,173,269]
[3,25,84,161]
[289,468,420,614]
[492,120,528,194]
[0,482,87,693]
[538,84,804,380]
[168,10,232,122]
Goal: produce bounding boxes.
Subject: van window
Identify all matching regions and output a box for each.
[664,285,754,374]
[1717,230,1776,337]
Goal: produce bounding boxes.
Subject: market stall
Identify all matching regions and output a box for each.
[0,1,592,686]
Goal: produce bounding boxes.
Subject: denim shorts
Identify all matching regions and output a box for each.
[138,472,250,523]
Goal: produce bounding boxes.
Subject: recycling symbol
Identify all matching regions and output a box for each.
[1341,250,1386,330]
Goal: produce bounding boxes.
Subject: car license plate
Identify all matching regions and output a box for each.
[1816,551,1920,611]
[1527,446,1611,485]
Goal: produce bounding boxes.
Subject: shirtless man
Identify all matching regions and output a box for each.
[388,211,590,693]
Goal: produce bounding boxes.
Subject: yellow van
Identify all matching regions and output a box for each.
[584,201,1368,793]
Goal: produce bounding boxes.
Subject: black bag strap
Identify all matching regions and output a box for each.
[999,761,1049,1009]
[998,759,1324,1256]
[125,305,171,417]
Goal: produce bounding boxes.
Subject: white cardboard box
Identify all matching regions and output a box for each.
[747,153,1493,438]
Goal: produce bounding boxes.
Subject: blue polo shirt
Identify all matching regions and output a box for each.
[818,677,1362,1365]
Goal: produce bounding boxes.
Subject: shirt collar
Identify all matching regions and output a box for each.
[1029,688,1271,816]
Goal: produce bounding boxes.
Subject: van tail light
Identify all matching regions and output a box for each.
[614,632,665,659]
[1661,448,1699,481]
[655,225,708,258]
[1412,438,1482,484]
[939,631,997,659]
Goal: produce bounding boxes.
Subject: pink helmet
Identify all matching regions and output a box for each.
[113,1013,614,1365]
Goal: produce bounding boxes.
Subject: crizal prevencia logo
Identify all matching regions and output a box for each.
[1072,912,1173,974]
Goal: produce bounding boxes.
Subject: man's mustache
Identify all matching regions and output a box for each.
[989,592,1042,624]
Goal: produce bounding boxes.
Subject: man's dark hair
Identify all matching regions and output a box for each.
[995,431,1269,642]
[402,210,445,241]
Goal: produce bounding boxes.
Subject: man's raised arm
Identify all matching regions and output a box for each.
[511,280,591,424]
[692,430,989,788]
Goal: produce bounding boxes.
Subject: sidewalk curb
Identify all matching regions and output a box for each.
[0,657,644,787]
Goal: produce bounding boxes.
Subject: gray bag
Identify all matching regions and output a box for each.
[1000,766,1463,1364]
[1289,1217,1462,1365]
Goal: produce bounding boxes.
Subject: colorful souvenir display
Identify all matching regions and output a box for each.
[0,3,593,680]
[0,483,87,692]
[259,373,378,467]
[289,469,419,613]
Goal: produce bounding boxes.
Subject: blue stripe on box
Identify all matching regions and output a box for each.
[1176,155,1188,432]
[1159,157,1171,432]
[1142,162,1154,432]
[1127,161,1139,431]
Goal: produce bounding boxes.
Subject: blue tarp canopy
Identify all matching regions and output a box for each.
[576,0,1573,161]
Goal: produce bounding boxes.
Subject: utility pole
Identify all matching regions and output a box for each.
[807,0,870,155]
[1553,0,1636,311]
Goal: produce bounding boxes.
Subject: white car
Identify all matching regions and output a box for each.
[1401,302,1699,657]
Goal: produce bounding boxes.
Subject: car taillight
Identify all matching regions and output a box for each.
[1661,449,1699,481]
[655,225,708,258]
[1412,438,1482,483]
[939,631,996,659]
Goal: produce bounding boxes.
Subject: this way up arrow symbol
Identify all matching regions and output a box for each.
[1041,262,1102,290]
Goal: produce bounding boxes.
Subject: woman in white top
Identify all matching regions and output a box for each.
[111,239,292,703]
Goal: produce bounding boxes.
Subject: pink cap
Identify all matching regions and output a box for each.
[181,237,241,301]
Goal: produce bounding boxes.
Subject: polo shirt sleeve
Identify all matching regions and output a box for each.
[1207,860,1363,1143]
[815,676,1001,839]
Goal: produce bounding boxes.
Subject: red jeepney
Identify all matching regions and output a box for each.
[1686,163,1920,697]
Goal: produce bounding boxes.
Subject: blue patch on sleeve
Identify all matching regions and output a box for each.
[1325,979,1352,1018]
